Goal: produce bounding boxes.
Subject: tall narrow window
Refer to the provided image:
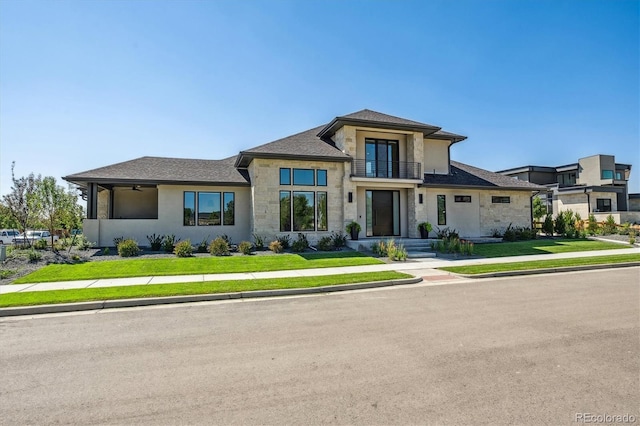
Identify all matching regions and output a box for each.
[184,192,195,226]
[223,192,235,225]
[437,195,446,225]
[293,191,315,231]
[280,191,291,232]
[317,192,328,231]
[198,192,221,226]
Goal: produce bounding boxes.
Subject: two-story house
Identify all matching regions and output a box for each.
[64,109,544,247]
[498,154,639,223]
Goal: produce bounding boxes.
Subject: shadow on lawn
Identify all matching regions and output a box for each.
[299,251,368,260]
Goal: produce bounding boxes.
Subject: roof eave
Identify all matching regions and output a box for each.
[419,183,546,191]
[62,177,251,188]
[235,151,351,168]
[317,117,442,138]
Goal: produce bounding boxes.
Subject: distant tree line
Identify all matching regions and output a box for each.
[0,162,83,246]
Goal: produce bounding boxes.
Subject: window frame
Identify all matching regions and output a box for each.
[280,168,291,185]
[492,196,511,204]
[293,169,315,186]
[183,191,196,226]
[454,195,471,203]
[596,198,612,212]
[183,191,235,227]
[437,195,446,226]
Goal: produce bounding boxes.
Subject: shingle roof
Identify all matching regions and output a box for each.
[340,109,439,127]
[235,125,350,167]
[317,109,449,139]
[422,161,546,190]
[63,156,250,186]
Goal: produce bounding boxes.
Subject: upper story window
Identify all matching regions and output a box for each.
[280,168,291,185]
[601,170,614,179]
[317,169,327,186]
[365,138,399,178]
[557,172,576,186]
[280,168,327,186]
[615,171,623,180]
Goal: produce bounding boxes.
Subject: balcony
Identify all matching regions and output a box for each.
[351,160,422,180]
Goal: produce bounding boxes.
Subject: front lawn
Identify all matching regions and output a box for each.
[473,238,630,258]
[13,252,384,284]
[439,254,640,275]
[1,271,411,307]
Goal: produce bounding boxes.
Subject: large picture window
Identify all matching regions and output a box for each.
[184,192,195,226]
[198,192,221,226]
[280,191,326,232]
[183,191,235,226]
[596,198,612,212]
[293,192,315,231]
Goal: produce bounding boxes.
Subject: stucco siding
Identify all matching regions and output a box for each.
[423,139,450,175]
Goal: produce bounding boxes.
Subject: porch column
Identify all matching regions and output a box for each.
[407,187,420,238]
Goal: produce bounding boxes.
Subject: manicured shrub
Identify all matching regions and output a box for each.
[147,233,163,251]
[331,231,347,249]
[118,239,140,257]
[276,235,291,249]
[587,214,599,235]
[76,236,94,250]
[435,227,459,240]
[174,240,193,257]
[542,214,554,236]
[197,237,209,253]
[291,233,309,253]
[113,236,124,247]
[102,247,110,255]
[554,213,566,236]
[316,236,334,251]
[28,249,42,262]
[34,239,48,250]
[602,214,617,235]
[209,237,230,256]
[238,241,253,255]
[269,240,283,253]
[629,231,636,245]
[162,234,180,253]
[252,233,265,251]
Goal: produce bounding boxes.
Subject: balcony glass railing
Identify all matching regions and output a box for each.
[351,160,422,180]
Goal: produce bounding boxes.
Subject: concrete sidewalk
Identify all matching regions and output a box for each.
[2,247,638,295]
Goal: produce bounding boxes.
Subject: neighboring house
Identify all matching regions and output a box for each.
[64,109,545,246]
[498,154,640,223]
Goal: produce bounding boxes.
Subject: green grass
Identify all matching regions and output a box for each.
[14,252,383,284]
[0,271,411,307]
[439,254,640,275]
[473,238,630,258]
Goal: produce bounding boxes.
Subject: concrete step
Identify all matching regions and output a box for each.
[407,251,437,259]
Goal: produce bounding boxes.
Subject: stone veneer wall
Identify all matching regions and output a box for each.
[478,191,532,236]
[249,158,347,243]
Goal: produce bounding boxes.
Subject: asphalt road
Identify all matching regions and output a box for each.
[1,268,638,425]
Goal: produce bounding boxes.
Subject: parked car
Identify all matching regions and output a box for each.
[13,230,59,245]
[0,229,20,245]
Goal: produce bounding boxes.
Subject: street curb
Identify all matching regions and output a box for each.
[454,261,640,279]
[0,277,422,317]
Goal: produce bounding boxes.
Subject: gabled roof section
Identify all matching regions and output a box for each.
[422,161,546,191]
[235,125,350,168]
[63,156,250,187]
[317,109,466,142]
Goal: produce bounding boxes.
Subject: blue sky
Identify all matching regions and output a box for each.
[1,0,638,196]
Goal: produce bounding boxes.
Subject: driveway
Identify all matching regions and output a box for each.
[1,267,638,425]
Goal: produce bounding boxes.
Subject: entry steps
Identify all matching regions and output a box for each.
[345,238,438,259]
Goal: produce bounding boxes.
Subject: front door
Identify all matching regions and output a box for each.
[366,190,400,237]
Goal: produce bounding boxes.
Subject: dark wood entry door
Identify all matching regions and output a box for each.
[372,191,394,236]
